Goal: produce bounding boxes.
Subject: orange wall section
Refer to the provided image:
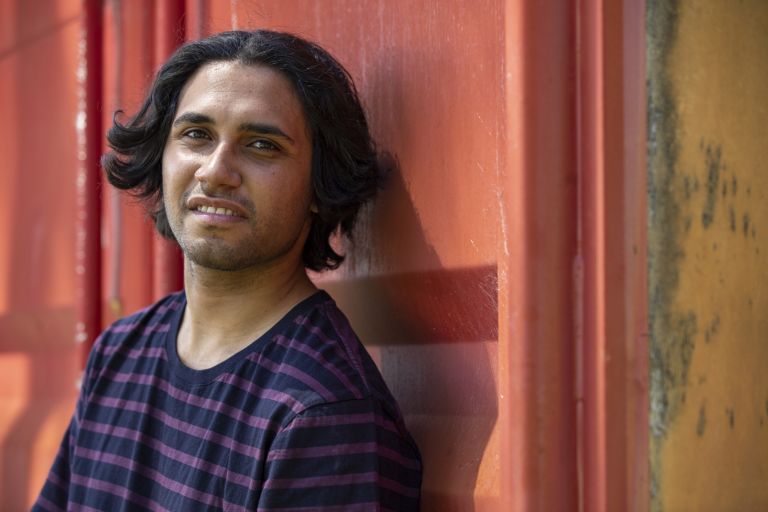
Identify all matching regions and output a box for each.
[0,1,652,510]
[648,1,768,510]
[0,0,83,509]
[251,2,512,507]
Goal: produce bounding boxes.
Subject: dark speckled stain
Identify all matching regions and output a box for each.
[696,403,706,436]
[702,144,723,228]
[647,1,685,508]
[730,207,737,232]
[743,213,751,237]
[726,408,735,429]
[704,314,720,343]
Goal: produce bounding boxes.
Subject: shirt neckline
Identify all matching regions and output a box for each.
[165,289,330,387]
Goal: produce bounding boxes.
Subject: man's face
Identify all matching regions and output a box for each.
[162,61,314,272]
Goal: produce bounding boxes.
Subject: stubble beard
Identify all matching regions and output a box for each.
[166,204,304,273]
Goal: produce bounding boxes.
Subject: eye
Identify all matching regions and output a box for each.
[182,128,210,140]
[248,139,280,152]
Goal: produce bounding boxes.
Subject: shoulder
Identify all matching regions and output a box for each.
[257,291,401,421]
[93,292,183,352]
[83,292,184,386]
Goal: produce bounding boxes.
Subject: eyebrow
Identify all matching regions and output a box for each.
[172,111,295,145]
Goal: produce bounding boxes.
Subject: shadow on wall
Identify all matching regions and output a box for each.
[324,165,499,510]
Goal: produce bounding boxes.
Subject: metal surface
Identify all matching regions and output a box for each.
[0,0,654,509]
[648,1,768,510]
[577,1,649,511]
[151,0,185,300]
[76,0,103,367]
[0,0,82,508]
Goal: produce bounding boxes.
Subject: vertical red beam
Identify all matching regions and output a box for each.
[623,1,649,509]
[577,0,607,510]
[77,0,103,367]
[151,0,185,300]
[577,1,648,511]
[502,1,578,510]
[186,0,206,40]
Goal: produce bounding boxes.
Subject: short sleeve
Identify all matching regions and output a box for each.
[257,397,421,511]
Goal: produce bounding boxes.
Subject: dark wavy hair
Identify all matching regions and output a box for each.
[103,30,383,271]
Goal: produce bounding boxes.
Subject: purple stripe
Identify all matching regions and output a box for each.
[263,470,377,490]
[258,503,379,512]
[294,315,365,377]
[110,322,171,335]
[99,344,166,360]
[378,475,421,498]
[215,372,305,414]
[80,419,255,488]
[33,496,63,512]
[76,505,109,512]
[250,354,337,402]
[70,472,171,512]
[267,441,377,461]
[288,411,399,433]
[90,394,262,459]
[157,299,183,313]
[378,444,422,470]
[323,306,369,375]
[266,440,420,471]
[47,464,67,490]
[101,369,279,431]
[273,334,363,399]
[74,446,221,508]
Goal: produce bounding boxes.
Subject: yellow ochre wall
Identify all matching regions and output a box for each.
[647,1,768,510]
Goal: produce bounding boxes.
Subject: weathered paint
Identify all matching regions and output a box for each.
[648,1,768,510]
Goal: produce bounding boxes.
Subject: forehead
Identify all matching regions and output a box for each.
[174,61,307,129]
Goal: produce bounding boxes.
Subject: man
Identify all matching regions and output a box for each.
[34,30,421,511]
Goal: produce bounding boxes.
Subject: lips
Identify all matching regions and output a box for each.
[195,205,237,216]
[186,196,249,218]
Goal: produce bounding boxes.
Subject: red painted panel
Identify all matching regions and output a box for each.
[231,3,508,508]
[101,0,156,323]
[502,3,579,510]
[0,1,649,510]
[0,0,82,508]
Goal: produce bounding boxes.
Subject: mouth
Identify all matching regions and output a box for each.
[186,195,250,219]
[195,205,239,217]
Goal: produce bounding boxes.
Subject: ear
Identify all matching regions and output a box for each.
[310,201,319,214]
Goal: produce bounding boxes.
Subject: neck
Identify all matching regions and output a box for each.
[178,257,317,369]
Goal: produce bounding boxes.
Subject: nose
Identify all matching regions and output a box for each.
[194,141,242,191]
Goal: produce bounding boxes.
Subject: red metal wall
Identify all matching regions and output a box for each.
[0,1,649,510]
[0,0,82,509]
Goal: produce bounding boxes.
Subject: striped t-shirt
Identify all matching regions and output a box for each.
[34,290,422,511]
